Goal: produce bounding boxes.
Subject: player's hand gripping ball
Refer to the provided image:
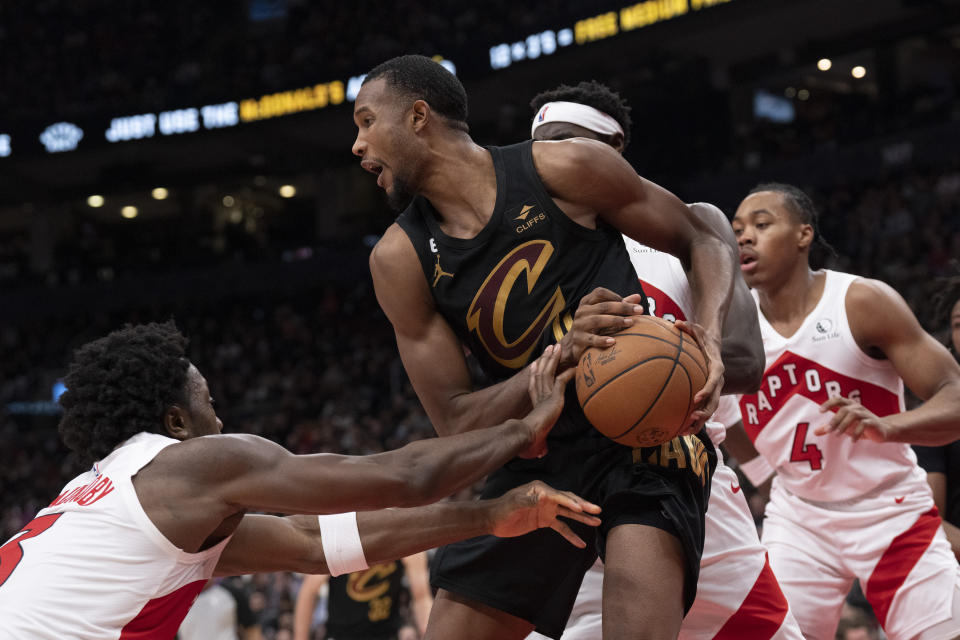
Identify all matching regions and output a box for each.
[576,316,708,447]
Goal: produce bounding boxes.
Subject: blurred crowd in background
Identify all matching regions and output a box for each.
[2,169,957,638]
[5,2,960,638]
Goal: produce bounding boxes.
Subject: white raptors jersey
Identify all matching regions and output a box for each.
[739,270,916,502]
[0,432,232,640]
[623,229,731,445]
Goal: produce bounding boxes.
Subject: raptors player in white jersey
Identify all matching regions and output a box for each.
[527,81,805,639]
[0,322,600,640]
[732,184,960,640]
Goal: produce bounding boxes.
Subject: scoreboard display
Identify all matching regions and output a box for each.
[0,1,734,159]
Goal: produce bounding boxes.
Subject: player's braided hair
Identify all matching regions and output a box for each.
[58,321,190,465]
[364,55,469,132]
[748,183,837,259]
[529,80,633,149]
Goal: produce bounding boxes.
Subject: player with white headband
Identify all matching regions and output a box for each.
[528,81,805,640]
[532,101,625,140]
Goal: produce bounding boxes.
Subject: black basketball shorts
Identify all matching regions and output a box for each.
[430,426,716,639]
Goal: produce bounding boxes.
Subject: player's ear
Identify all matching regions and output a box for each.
[163,406,191,441]
[411,100,430,132]
[797,223,814,251]
[609,132,625,153]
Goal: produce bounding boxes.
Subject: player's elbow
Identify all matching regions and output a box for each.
[435,393,482,436]
[720,353,764,394]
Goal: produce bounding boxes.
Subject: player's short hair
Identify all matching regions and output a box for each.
[364,55,468,132]
[59,321,190,464]
[530,80,632,149]
[932,273,960,360]
[749,182,836,257]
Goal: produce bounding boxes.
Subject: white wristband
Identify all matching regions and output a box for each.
[317,512,368,577]
[739,456,775,487]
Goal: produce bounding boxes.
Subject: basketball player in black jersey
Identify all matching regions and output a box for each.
[353,56,738,640]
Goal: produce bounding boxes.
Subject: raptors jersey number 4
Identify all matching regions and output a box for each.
[739,270,917,502]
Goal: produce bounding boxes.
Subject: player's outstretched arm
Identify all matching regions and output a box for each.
[213,480,601,577]
[689,202,764,393]
[177,345,573,521]
[815,278,960,445]
[370,224,537,436]
[532,139,736,424]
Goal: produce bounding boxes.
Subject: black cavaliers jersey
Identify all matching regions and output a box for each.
[396,141,646,437]
[325,561,404,639]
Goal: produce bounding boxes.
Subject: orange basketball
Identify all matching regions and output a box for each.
[575,315,708,447]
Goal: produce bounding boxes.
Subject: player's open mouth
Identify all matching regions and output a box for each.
[740,252,758,273]
[360,160,385,187]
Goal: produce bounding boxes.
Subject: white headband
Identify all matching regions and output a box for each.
[530,101,624,138]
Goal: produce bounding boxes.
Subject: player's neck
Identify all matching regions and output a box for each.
[419,138,497,239]
[757,265,826,332]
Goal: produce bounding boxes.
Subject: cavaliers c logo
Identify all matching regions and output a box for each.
[346,562,397,602]
[466,240,566,369]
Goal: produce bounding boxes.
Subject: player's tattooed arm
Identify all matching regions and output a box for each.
[816,278,960,445]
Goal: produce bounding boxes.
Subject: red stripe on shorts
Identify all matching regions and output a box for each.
[865,507,941,628]
[713,554,789,640]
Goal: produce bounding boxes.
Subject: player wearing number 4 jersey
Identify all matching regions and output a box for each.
[527,81,803,640]
[732,185,960,640]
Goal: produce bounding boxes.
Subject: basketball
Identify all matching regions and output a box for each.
[575,316,708,447]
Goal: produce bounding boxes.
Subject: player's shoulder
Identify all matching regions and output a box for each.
[844,275,906,312]
[531,137,620,174]
[843,274,920,346]
[687,202,736,245]
[151,433,274,475]
[369,223,418,274]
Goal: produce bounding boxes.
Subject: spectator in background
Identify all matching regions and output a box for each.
[293,553,431,640]
[914,275,960,560]
[178,578,264,640]
[835,605,880,640]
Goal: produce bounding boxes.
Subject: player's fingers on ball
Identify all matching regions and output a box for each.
[622,293,644,306]
[678,422,699,437]
[551,521,587,548]
[580,287,622,306]
[579,312,629,332]
[542,344,559,374]
[693,373,721,406]
[598,300,641,317]
[585,332,616,348]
